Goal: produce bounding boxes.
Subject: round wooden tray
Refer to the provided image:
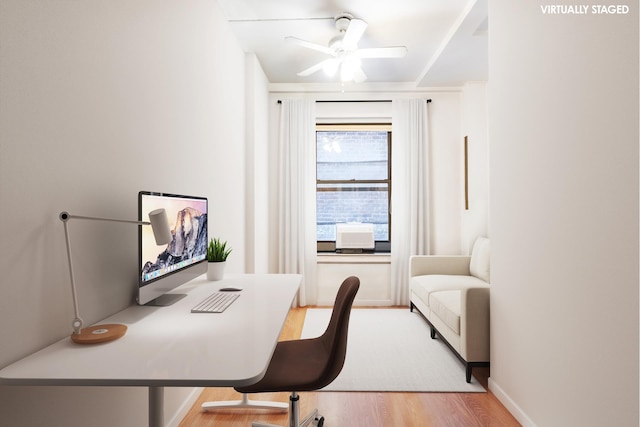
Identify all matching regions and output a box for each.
[70,324,127,344]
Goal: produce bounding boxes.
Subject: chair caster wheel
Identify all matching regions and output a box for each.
[313,416,324,427]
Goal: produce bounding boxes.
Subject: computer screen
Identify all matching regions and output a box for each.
[138,191,208,305]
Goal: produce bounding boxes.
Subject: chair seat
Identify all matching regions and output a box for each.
[237,337,330,393]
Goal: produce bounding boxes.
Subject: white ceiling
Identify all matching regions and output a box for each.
[216,0,488,87]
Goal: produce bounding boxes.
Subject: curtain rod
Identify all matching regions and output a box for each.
[277,99,432,104]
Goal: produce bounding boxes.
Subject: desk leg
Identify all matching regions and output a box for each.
[149,386,164,427]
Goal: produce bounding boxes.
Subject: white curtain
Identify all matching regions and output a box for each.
[278,99,317,306]
[390,99,431,305]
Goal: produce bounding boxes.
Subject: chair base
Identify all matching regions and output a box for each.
[202,393,288,413]
[250,392,324,427]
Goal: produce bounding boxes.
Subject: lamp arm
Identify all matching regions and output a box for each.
[59,212,150,226]
[58,211,155,335]
[59,210,171,246]
[61,218,83,335]
[58,209,171,338]
[60,212,146,335]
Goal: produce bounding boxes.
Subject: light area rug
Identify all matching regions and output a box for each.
[301,308,486,393]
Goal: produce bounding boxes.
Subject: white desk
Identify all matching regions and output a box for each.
[0,273,301,427]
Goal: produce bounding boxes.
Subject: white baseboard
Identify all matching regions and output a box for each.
[488,378,537,427]
[317,299,394,306]
[167,387,204,427]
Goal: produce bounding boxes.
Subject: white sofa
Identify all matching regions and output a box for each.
[409,237,490,383]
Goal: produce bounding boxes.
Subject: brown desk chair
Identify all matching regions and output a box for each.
[235,276,360,427]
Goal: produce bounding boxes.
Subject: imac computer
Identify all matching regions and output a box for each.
[138,191,208,305]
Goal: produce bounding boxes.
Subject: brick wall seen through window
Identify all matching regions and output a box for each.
[316,124,391,251]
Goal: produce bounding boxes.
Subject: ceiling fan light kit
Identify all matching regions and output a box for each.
[322,59,340,77]
[340,56,364,82]
[287,12,407,83]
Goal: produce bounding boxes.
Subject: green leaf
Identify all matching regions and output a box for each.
[207,237,232,262]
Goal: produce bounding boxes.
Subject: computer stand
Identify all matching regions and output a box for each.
[201,392,288,412]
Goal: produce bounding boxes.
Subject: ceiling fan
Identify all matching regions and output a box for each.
[286,13,408,83]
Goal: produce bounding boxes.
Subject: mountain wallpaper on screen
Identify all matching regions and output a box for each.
[142,207,207,277]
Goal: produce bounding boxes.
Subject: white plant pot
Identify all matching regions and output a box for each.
[207,262,226,281]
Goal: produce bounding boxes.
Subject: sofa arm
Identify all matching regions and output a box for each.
[409,255,471,277]
[460,286,490,362]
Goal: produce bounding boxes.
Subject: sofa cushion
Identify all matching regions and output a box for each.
[411,274,487,309]
[429,290,460,334]
[469,237,490,283]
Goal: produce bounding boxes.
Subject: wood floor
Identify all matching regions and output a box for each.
[179,307,520,427]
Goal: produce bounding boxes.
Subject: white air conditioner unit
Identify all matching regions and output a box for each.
[336,223,375,250]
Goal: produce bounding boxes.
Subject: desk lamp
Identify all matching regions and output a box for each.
[59,209,172,344]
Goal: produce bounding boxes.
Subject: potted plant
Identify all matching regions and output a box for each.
[206,237,232,281]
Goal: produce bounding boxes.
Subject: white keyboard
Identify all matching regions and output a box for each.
[191,291,240,313]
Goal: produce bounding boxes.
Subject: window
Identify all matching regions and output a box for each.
[316,124,391,252]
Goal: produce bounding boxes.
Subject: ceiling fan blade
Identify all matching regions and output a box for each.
[286,36,335,56]
[297,58,337,77]
[353,66,368,83]
[343,18,367,49]
[355,46,408,58]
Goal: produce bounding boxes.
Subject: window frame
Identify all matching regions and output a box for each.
[316,123,392,253]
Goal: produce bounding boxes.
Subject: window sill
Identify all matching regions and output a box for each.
[317,253,391,264]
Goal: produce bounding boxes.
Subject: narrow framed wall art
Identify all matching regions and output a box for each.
[464,136,469,210]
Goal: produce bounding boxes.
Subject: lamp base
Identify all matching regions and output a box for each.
[70,324,127,344]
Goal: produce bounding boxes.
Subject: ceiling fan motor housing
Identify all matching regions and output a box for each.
[335,13,353,32]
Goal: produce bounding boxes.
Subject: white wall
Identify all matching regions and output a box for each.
[245,53,271,274]
[317,254,392,305]
[488,2,638,426]
[0,1,248,425]
[460,82,490,253]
